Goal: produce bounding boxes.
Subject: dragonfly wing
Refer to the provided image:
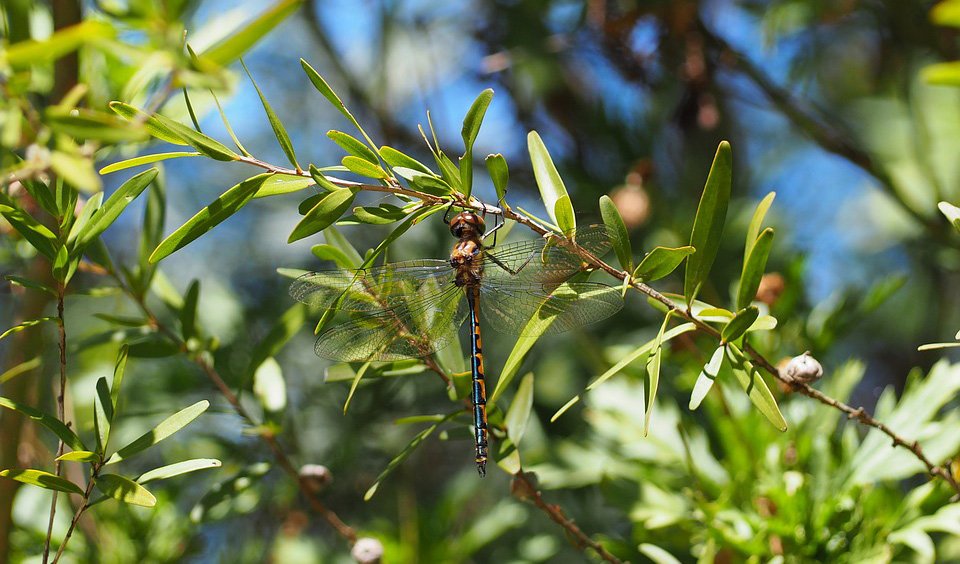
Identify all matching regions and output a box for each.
[480,281,623,337]
[290,259,453,311]
[480,225,614,286]
[314,279,467,362]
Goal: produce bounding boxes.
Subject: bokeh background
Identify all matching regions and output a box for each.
[3,0,960,562]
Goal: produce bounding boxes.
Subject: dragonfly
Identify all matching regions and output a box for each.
[290,211,623,476]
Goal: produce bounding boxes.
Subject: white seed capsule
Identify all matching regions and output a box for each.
[783,352,823,384]
[351,537,384,564]
[298,464,332,493]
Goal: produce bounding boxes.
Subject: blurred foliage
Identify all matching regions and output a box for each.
[2,1,960,563]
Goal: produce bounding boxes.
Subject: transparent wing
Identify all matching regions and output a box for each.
[480,281,623,337]
[290,259,453,312]
[480,225,614,287]
[314,279,467,362]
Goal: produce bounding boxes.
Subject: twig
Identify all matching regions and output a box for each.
[42,284,69,564]
[50,462,102,564]
[511,471,623,563]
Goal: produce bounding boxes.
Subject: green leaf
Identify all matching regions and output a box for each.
[343,361,373,414]
[109,102,238,161]
[684,141,732,305]
[288,188,359,243]
[0,194,58,259]
[644,314,672,436]
[725,344,787,431]
[490,314,555,408]
[308,164,342,192]
[111,345,128,407]
[938,201,960,233]
[689,345,725,410]
[527,131,575,234]
[933,0,960,27]
[4,20,114,67]
[639,544,682,564]
[633,246,695,282]
[138,459,222,484]
[242,60,299,170]
[52,244,73,284]
[4,275,55,296]
[351,204,407,225]
[409,173,453,196]
[341,156,387,179]
[66,192,103,245]
[460,89,494,198]
[208,87,251,156]
[722,306,759,344]
[599,195,632,271]
[94,377,112,454]
[924,62,960,86]
[75,168,158,251]
[57,450,99,462]
[311,245,355,268]
[363,412,458,500]
[0,469,82,494]
[189,462,271,523]
[745,192,775,260]
[736,228,775,310]
[52,149,101,192]
[46,108,148,143]
[324,226,363,269]
[200,0,304,65]
[180,280,200,341]
[380,146,433,175]
[253,173,314,199]
[0,396,85,451]
[127,335,180,358]
[182,87,202,132]
[504,373,534,445]
[328,130,379,164]
[96,474,157,507]
[253,357,287,415]
[150,174,270,263]
[106,400,210,464]
[0,317,57,342]
[485,153,509,203]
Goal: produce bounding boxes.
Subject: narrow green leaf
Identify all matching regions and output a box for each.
[111,345,128,407]
[932,0,960,26]
[308,164,342,192]
[342,156,387,179]
[528,131,575,234]
[0,357,41,385]
[689,345,725,410]
[288,188,358,243]
[0,194,58,259]
[721,306,759,344]
[324,225,363,269]
[922,62,960,86]
[137,172,166,290]
[138,459,222,484]
[363,412,458,500]
[127,335,180,358]
[380,146,433,175]
[460,89,494,197]
[96,474,157,507]
[736,228,775,310]
[253,357,287,415]
[0,469,82,494]
[201,0,303,65]
[46,108,147,143]
[52,245,73,284]
[633,246,695,282]
[311,244,355,268]
[599,195,632,271]
[351,204,407,225]
[328,130,378,164]
[248,304,307,378]
[0,317,57,341]
[504,373,534,445]
[435,151,462,191]
[209,87,251,156]
[745,192,776,260]
[644,314,672,436]
[485,153,509,203]
[243,60,299,170]
[182,87,202,132]
[409,173,453,196]
[253,174,314,199]
[150,174,270,263]
[343,361,373,414]
[19,180,58,217]
[0,396,85,451]
[4,20,114,67]
[57,451,98,462]
[180,280,200,341]
[106,400,210,464]
[684,141,732,305]
[66,192,103,245]
[726,344,787,431]
[490,316,555,408]
[189,463,271,523]
[359,206,442,268]
[5,275,55,296]
[94,377,112,454]
[75,168,158,251]
[553,196,575,236]
[109,102,238,161]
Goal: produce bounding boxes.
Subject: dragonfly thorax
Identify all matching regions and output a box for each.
[449,211,485,239]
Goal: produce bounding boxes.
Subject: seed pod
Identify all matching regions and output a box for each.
[351,537,384,564]
[298,464,332,494]
[783,352,823,384]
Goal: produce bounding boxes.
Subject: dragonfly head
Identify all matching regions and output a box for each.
[449,211,485,239]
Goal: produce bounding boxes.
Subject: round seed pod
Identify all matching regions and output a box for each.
[298,464,332,494]
[351,537,384,564]
[783,352,823,384]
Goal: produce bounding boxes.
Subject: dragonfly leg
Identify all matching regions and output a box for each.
[482,212,504,248]
[467,286,488,477]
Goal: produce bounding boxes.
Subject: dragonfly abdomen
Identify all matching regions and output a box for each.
[467,284,489,477]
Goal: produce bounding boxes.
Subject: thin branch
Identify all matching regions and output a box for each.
[50,462,101,564]
[42,284,68,564]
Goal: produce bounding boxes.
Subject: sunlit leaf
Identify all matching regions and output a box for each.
[106,400,210,464]
[243,60,299,170]
[94,377,112,454]
[138,459,222,484]
[721,306,759,344]
[938,201,960,233]
[684,141,732,305]
[288,188,359,243]
[201,0,303,65]
[460,88,494,198]
[689,346,726,410]
[341,155,387,179]
[745,192,775,259]
[528,131,575,234]
[66,192,104,245]
[96,474,157,507]
[633,246,695,282]
[0,317,57,342]
[381,146,433,175]
[3,20,114,67]
[599,195,632,271]
[0,469,82,494]
[0,396,85,451]
[150,174,270,262]
[75,168,158,251]
[644,313,672,436]
[505,373,534,445]
[737,228,774,310]
[180,280,200,341]
[485,153,509,203]
[46,108,147,143]
[109,102,238,161]
[253,173,314,198]
[57,450,98,462]
[0,195,58,259]
[328,130,379,164]
[253,357,287,415]
[726,344,787,431]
